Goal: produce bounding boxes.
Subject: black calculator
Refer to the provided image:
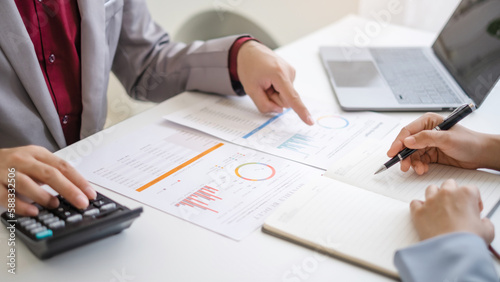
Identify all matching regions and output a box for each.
[1,192,142,259]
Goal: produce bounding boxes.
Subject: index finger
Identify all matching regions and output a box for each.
[29,146,96,201]
[272,78,314,125]
[387,113,444,157]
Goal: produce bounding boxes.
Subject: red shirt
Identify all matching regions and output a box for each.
[15,0,252,146]
[15,0,82,145]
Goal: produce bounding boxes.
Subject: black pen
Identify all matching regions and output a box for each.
[374,103,476,175]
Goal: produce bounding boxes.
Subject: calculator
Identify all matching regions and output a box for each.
[1,192,143,259]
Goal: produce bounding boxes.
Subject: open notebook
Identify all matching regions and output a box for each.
[263,139,500,279]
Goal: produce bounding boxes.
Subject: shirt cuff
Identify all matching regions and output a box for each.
[229,36,257,82]
[394,232,498,282]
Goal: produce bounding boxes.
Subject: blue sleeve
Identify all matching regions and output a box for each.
[394,232,498,282]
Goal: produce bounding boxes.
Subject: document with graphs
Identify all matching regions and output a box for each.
[77,121,320,240]
[163,92,399,169]
[263,137,500,278]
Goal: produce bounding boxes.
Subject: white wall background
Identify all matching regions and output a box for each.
[105,0,461,128]
[359,0,460,32]
[146,0,357,46]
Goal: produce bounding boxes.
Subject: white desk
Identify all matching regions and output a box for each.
[2,15,499,281]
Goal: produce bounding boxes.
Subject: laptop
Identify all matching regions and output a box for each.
[320,0,500,111]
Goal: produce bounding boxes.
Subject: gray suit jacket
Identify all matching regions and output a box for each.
[394,232,498,282]
[0,0,241,151]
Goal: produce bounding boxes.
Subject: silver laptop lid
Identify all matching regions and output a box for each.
[432,0,500,107]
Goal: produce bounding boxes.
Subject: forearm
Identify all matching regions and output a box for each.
[479,133,500,171]
[123,35,240,102]
[111,0,241,102]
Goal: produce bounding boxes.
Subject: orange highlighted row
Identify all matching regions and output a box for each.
[136,143,224,192]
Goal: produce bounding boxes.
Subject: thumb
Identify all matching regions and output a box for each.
[403,130,449,150]
[480,218,495,244]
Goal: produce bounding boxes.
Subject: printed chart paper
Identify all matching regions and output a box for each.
[163,94,399,169]
[77,122,320,240]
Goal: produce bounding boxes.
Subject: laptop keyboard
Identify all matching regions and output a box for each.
[370,48,461,104]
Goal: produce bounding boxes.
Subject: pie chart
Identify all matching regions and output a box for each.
[317,115,349,129]
[235,163,276,181]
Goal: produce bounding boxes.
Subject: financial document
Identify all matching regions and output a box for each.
[163,93,399,169]
[77,122,320,240]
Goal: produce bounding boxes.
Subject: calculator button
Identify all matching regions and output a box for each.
[17,217,32,223]
[66,214,83,223]
[35,229,53,240]
[38,213,54,221]
[43,217,59,225]
[20,219,36,227]
[30,226,47,234]
[55,209,77,220]
[48,220,65,229]
[83,208,100,217]
[37,210,48,215]
[25,222,42,231]
[100,203,116,211]
[91,199,106,208]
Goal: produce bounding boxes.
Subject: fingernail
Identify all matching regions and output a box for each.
[405,136,416,146]
[48,197,60,209]
[84,186,97,200]
[75,195,89,209]
[307,115,314,125]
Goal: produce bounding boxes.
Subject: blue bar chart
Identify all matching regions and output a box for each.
[278,134,317,156]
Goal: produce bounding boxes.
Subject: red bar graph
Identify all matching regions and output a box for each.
[176,186,221,213]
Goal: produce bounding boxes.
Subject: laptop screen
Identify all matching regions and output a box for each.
[432,0,500,107]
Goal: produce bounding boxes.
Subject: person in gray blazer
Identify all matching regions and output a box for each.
[0,0,313,215]
[387,113,500,281]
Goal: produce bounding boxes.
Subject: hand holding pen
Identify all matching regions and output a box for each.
[377,103,497,175]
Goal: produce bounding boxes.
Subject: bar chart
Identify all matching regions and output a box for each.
[277,134,317,156]
[176,186,221,213]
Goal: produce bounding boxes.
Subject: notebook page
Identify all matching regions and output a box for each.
[325,139,500,213]
[264,176,419,276]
